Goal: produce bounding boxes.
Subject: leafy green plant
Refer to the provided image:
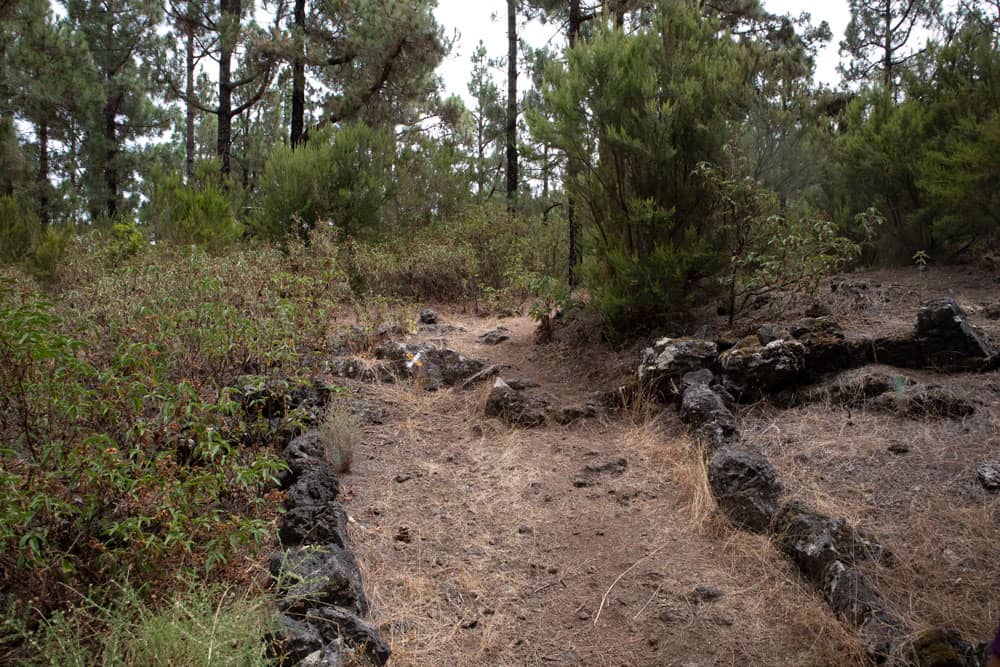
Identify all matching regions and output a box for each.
[696,161,861,324]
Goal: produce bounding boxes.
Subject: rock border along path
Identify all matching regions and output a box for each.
[641,298,994,665]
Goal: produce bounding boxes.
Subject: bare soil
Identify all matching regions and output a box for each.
[328,266,999,666]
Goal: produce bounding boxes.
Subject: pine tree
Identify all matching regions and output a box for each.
[66,0,169,218]
[840,0,942,94]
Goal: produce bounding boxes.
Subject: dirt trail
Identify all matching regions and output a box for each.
[341,314,860,666]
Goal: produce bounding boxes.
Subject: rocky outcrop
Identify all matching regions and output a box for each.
[871,298,993,371]
[269,429,389,666]
[784,368,976,419]
[719,337,806,397]
[478,328,510,345]
[671,364,975,664]
[772,501,891,580]
[638,337,717,399]
[376,342,486,391]
[680,383,736,435]
[484,378,547,428]
[271,544,369,616]
[978,463,1000,492]
[707,446,783,534]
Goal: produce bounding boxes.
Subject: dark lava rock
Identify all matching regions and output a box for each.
[484,378,547,428]
[268,614,324,666]
[478,328,510,345]
[707,447,784,533]
[280,503,349,548]
[984,303,1000,321]
[719,337,806,397]
[977,463,1000,492]
[296,642,345,667]
[680,384,736,435]
[281,431,326,483]
[286,465,341,510]
[638,337,718,399]
[376,342,486,390]
[692,422,739,455]
[899,627,982,667]
[772,501,890,581]
[821,560,903,661]
[305,606,391,666]
[271,544,368,616]
[418,309,438,325]
[915,298,992,364]
[790,316,867,374]
[681,368,714,389]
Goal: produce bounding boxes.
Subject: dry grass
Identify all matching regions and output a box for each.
[321,403,363,473]
[337,312,882,665]
[744,387,1000,645]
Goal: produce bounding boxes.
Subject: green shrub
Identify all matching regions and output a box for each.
[145,170,242,252]
[253,124,394,241]
[0,194,38,263]
[26,224,73,283]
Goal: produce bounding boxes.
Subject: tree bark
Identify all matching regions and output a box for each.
[290,0,305,148]
[505,0,518,209]
[37,121,49,226]
[217,0,238,175]
[185,3,195,179]
[567,0,582,285]
[104,100,119,217]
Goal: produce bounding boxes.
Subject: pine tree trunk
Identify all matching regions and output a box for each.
[883,1,893,93]
[185,6,195,179]
[37,121,49,226]
[567,0,582,286]
[505,0,518,209]
[104,101,119,217]
[290,0,305,148]
[217,0,238,175]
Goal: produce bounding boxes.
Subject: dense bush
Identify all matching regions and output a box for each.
[0,195,37,264]
[346,204,565,305]
[252,124,394,241]
[530,1,766,331]
[144,168,242,252]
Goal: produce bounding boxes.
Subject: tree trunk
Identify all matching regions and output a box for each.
[104,100,119,217]
[567,0,582,285]
[37,121,49,226]
[505,0,518,209]
[217,0,238,175]
[883,1,893,93]
[185,5,195,179]
[290,0,305,148]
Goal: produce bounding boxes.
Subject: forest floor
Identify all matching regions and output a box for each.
[328,266,1000,667]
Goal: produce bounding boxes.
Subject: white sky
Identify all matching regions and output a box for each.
[433,1,852,106]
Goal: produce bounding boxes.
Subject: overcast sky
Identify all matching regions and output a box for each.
[432,1,852,106]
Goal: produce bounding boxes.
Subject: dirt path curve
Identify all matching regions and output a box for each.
[343,312,860,666]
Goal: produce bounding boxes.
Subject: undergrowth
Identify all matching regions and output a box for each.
[0,208,560,662]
